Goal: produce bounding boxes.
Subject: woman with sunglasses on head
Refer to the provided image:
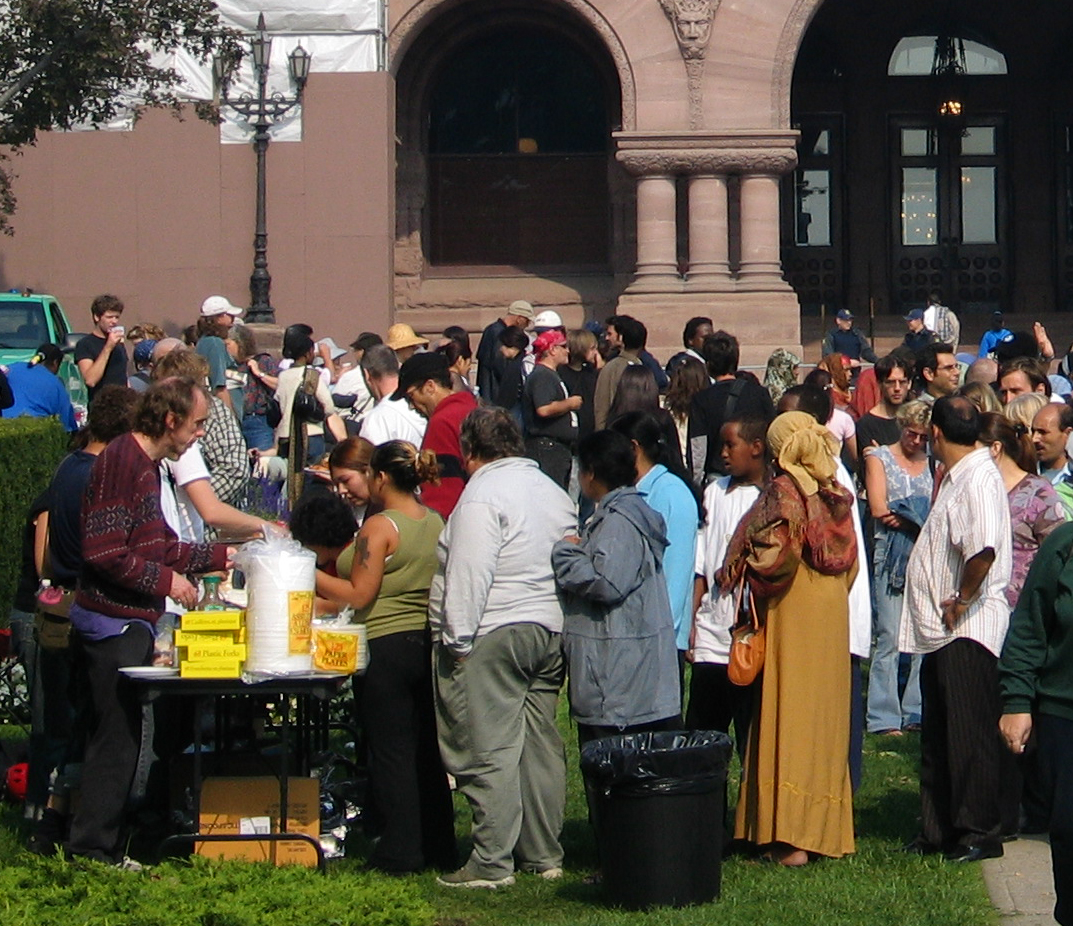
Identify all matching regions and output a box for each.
[863,399,933,737]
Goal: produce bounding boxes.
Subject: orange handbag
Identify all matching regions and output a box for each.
[727,578,765,686]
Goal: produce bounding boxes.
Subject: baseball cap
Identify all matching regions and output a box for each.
[350,331,383,352]
[391,351,450,401]
[508,299,534,320]
[533,330,567,358]
[533,310,563,329]
[133,338,158,367]
[200,295,243,318]
[904,308,925,322]
[835,309,853,321]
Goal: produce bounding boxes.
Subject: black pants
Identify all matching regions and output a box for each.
[685,662,753,763]
[363,629,456,873]
[849,656,864,794]
[525,437,572,490]
[66,624,153,862]
[918,639,1003,853]
[1036,713,1073,926]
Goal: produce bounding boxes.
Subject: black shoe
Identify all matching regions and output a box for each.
[944,845,1003,863]
[900,839,940,856]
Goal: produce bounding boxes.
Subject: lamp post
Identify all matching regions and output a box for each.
[214,13,311,324]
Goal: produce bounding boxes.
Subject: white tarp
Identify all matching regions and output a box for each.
[69,0,384,142]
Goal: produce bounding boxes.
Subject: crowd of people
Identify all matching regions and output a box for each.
[1,292,1070,923]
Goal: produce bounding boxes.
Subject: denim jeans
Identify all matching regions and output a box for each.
[866,580,922,732]
[241,413,274,451]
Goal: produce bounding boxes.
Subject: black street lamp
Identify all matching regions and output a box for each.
[214,13,311,324]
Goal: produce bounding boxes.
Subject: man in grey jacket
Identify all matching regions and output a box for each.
[430,406,576,889]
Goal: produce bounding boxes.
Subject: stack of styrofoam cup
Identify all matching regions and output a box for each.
[236,537,316,675]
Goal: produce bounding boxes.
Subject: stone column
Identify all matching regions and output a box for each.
[627,173,680,293]
[738,172,791,290]
[685,173,733,291]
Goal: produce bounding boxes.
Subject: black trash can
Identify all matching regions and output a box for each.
[579,730,732,910]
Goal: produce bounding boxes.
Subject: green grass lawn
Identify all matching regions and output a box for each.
[0,699,998,926]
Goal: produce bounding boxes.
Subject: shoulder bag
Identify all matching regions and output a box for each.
[294,367,326,424]
[727,575,765,686]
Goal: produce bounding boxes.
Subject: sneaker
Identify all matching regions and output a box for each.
[535,867,563,881]
[436,867,515,889]
[114,856,146,872]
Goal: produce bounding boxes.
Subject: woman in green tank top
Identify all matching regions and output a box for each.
[308,440,457,873]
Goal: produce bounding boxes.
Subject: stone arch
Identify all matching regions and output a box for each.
[771,0,825,127]
[391,0,636,316]
[389,0,636,131]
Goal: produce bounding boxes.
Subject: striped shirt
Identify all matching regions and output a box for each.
[899,446,1012,657]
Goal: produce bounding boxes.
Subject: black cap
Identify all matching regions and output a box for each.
[391,351,449,401]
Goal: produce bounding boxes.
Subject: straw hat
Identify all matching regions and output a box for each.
[385,323,429,351]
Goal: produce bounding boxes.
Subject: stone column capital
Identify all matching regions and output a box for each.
[614,131,800,176]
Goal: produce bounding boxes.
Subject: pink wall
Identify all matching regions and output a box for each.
[0,72,395,346]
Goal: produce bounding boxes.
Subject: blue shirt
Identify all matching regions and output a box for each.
[1,361,77,430]
[638,464,699,650]
[979,328,1013,358]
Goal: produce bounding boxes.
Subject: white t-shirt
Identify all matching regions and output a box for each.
[692,477,761,664]
[360,396,427,447]
[160,442,211,543]
[333,366,374,418]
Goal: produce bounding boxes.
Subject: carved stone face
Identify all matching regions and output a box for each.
[674,5,713,46]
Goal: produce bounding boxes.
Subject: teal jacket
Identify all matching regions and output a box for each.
[999,521,1073,721]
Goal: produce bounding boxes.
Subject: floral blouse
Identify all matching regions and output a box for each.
[1006,473,1066,609]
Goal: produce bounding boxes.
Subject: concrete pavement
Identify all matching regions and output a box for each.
[983,835,1059,926]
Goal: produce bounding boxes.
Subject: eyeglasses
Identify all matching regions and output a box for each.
[903,430,929,443]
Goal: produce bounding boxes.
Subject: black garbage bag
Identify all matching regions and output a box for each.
[579,730,732,797]
[579,730,733,910]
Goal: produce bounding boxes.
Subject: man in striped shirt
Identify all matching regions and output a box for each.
[899,395,1012,863]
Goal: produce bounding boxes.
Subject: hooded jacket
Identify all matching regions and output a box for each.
[552,485,680,727]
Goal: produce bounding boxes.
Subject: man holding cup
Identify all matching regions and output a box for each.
[75,294,129,404]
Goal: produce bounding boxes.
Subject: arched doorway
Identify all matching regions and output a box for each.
[782,0,1073,321]
[392,0,631,318]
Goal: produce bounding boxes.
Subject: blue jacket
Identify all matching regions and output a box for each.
[1,361,77,430]
[638,464,699,650]
[552,485,680,727]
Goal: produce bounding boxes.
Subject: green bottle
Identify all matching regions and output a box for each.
[196,575,227,611]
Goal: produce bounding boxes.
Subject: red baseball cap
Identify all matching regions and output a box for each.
[533,330,566,358]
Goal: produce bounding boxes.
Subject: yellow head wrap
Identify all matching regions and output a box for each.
[766,410,839,497]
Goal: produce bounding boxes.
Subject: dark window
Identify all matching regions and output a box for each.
[427,28,610,267]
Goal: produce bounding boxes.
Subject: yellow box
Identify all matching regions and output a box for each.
[181,643,247,661]
[175,630,237,646]
[180,660,243,678]
[181,610,244,631]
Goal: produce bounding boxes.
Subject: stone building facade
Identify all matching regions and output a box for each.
[4,0,1073,361]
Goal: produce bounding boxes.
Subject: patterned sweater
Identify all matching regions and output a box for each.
[77,432,227,624]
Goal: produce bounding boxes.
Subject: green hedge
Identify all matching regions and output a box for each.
[0,418,68,621]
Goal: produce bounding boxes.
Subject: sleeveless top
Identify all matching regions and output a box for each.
[337,507,444,640]
[874,444,932,507]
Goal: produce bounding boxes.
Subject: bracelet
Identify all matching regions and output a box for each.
[952,592,968,606]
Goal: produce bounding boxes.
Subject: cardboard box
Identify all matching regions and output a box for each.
[197,777,320,866]
[175,630,238,646]
[181,643,247,661]
[181,610,244,632]
[180,660,243,679]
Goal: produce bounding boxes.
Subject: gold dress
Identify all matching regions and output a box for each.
[725,472,858,858]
